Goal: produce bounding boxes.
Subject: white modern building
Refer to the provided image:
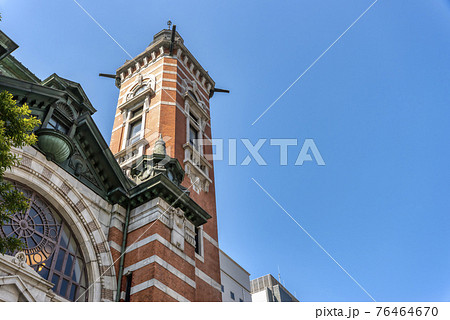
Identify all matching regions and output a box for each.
[251,274,298,302]
[219,250,252,302]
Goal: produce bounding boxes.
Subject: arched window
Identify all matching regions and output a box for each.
[188,90,198,102]
[134,85,147,96]
[0,182,89,301]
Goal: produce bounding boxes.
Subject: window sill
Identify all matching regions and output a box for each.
[195,252,204,263]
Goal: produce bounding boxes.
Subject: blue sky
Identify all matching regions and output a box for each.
[1,0,450,301]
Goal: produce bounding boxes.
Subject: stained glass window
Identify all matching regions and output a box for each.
[0,182,89,301]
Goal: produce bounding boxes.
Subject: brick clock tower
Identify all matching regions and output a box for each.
[107,27,222,301]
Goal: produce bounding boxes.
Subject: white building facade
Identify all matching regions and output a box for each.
[219,250,252,302]
[250,274,298,302]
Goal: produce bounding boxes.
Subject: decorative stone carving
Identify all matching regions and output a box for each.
[171,208,185,250]
[184,222,196,248]
[56,101,77,121]
[126,74,156,101]
[68,148,101,188]
[12,252,27,268]
[189,173,201,194]
[167,207,195,251]
[134,136,167,183]
[181,78,201,101]
[153,133,167,155]
[0,253,57,302]
[131,135,186,190]
[198,100,208,113]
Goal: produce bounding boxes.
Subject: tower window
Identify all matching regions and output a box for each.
[194,226,202,255]
[134,86,146,97]
[128,119,142,145]
[189,126,199,150]
[131,107,143,118]
[126,106,144,146]
[230,291,235,300]
[189,112,199,127]
[188,90,198,102]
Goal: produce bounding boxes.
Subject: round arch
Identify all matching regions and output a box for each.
[4,150,117,301]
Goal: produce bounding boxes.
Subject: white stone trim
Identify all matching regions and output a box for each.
[195,253,204,263]
[109,213,125,231]
[195,267,222,292]
[121,87,209,134]
[8,147,118,301]
[120,56,211,105]
[120,55,165,82]
[161,70,178,75]
[0,276,37,302]
[155,98,177,106]
[0,253,70,302]
[176,58,211,102]
[161,86,177,91]
[119,68,164,94]
[127,199,170,233]
[195,225,204,259]
[203,231,219,248]
[109,240,122,253]
[111,123,124,133]
[163,62,178,67]
[130,279,190,302]
[126,233,195,266]
[123,255,196,288]
[161,77,177,82]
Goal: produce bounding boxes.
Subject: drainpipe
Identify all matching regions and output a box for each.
[115,201,131,302]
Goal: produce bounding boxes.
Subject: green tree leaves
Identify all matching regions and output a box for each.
[0,90,40,254]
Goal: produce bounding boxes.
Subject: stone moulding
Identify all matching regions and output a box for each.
[115,30,215,95]
[128,173,211,227]
[7,149,118,301]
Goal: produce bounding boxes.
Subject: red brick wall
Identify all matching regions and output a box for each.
[109,46,222,301]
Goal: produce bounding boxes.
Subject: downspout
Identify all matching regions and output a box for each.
[115,201,131,302]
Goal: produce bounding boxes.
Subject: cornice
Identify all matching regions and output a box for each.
[0,74,65,100]
[115,38,215,94]
[128,173,211,226]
